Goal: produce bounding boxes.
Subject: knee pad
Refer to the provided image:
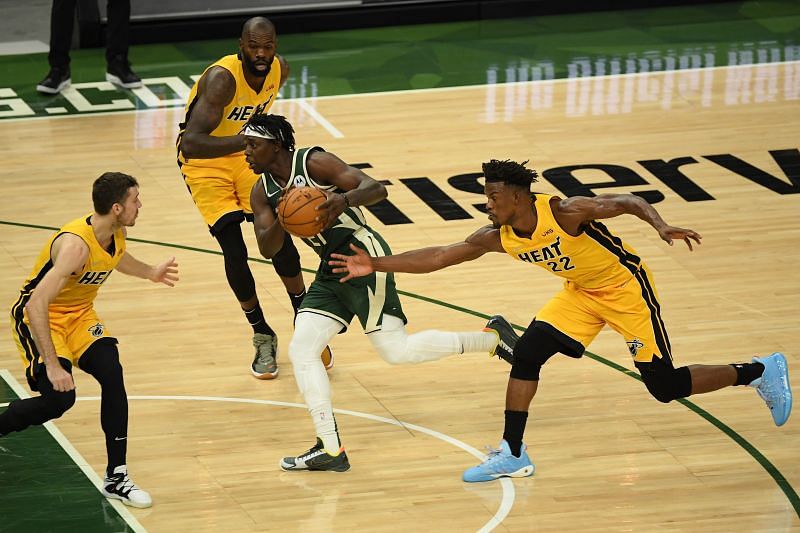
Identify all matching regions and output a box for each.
[79,340,124,387]
[509,323,564,381]
[368,316,410,365]
[215,222,249,262]
[637,359,692,403]
[214,223,255,300]
[42,389,76,419]
[288,313,342,367]
[272,234,302,278]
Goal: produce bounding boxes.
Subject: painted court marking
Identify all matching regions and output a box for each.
[3,60,797,125]
[295,98,345,138]
[0,369,146,533]
[0,385,515,532]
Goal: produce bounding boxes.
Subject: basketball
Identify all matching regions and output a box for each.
[277,186,327,237]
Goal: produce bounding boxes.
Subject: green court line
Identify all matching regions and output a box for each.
[2,218,797,518]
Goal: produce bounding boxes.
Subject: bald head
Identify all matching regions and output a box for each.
[242,17,275,39]
[239,17,278,78]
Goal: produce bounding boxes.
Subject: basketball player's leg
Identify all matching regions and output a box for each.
[280,288,351,472]
[0,358,76,436]
[185,165,279,362]
[463,289,600,482]
[1,314,76,436]
[73,316,150,507]
[189,166,283,376]
[269,233,334,370]
[619,266,789,424]
[80,345,151,506]
[77,338,127,474]
[367,314,500,365]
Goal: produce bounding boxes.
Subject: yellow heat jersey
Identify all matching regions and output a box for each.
[16,215,126,313]
[500,194,639,289]
[177,54,281,165]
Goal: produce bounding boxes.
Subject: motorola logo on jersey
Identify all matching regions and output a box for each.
[77,270,112,285]
[293,175,309,187]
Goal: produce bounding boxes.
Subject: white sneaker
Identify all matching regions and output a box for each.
[101,465,152,508]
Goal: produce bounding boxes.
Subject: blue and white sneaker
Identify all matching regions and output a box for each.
[752,352,792,427]
[463,439,535,483]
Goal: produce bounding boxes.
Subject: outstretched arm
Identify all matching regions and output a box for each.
[558,194,703,250]
[116,252,179,286]
[329,226,503,282]
[251,178,286,258]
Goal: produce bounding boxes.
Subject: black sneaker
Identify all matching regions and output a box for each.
[280,438,350,472]
[483,315,519,365]
[106,58,142,89]
[36,67,71,94]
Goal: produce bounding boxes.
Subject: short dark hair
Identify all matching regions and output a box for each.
[92,172,138,214]
[482,159,538,190]
[243,113,296,151]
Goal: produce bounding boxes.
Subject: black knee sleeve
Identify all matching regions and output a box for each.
[80,339,124,388]
[214,222,256,301]
[2,360,76,431]
[636,357,692,403]
[271,233,302,278]
[37,357,76,420]
[41,389,76,419]
[510,321,575,381]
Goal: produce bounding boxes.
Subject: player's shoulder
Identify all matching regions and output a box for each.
[552,194,597,215]
[199,65,237,98]
[304,146,334,168]
[52,232,90,263]
[467,224,500,242]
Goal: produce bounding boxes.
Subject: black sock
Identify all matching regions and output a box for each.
[502,410,528,457]
[732,362,765,386]
[288,289,306,317]
[244,303,274,335]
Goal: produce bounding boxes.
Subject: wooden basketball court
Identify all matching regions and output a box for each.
[1,62,798,531]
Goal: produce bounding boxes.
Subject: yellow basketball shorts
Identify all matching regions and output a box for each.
[181,153,259,232]
[535,265,671,363]
[11,305,115,379]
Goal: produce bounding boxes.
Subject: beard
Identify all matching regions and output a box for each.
[241,52,270,77]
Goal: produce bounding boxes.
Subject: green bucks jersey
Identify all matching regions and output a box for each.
[261,146,383,274]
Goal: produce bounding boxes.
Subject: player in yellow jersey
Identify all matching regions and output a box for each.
[177,17,331,379]
[0,172,178,507]
[330,159,792,482]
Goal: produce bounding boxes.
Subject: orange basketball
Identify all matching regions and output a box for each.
[277,186,327,238]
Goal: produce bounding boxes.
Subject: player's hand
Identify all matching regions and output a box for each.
[46,362,75,392]
[315,192,347,230]
[329,243,375,282]
[151,256,179,286]
[658,225,702,251]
